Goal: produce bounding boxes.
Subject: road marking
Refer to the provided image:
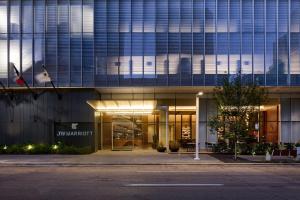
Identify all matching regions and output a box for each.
[125,183,224,187]
[136,171,206,173]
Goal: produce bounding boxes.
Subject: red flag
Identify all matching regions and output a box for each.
[16,76,25,86]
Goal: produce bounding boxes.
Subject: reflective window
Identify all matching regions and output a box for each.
[0,34,7,79]
[71,0,82,33]
[10,0,20,33]
[34,0,44,33]
[22,0,33,33]
[46,0,56,33]
[58,0,69,33]
[229,0,240,33]
[205,0,216,33]
[0,0,7,33]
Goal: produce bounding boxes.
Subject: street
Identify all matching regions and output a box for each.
[0,165,299,200]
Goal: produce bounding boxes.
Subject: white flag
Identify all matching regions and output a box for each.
[35,69,51,83]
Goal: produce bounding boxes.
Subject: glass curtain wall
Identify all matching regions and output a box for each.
[0,0,300,87]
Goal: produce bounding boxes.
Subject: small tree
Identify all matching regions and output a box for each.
[209,74,268,160]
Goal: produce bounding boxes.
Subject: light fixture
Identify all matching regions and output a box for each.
[27,144,33,150]
[197,91,204,96]
[87,100,156,115]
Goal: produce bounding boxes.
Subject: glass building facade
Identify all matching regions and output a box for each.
[0,0,300,87]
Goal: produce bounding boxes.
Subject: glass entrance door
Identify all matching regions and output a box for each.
[112,121,134,150]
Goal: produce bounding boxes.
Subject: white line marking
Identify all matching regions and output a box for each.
[125,184,224,187]
[136,171,206,173]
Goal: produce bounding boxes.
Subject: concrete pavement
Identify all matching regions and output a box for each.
[0,150,299,166]
[0,165,299,200]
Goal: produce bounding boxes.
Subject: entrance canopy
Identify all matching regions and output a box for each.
[87,100,157,115]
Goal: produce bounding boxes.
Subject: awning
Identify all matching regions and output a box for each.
[87,100,157,115]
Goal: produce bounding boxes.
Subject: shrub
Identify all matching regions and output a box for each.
[0,143,93,154]
[157,143,166,152]
[169,141,180,152]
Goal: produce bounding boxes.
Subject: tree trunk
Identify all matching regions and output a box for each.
[234,141,237,160]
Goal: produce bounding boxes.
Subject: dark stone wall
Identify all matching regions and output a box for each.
[0,90,98,145]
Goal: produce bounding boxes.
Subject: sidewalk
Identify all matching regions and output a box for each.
[0,151,298,166]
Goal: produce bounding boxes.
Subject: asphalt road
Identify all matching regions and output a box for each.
[0,165,299,200]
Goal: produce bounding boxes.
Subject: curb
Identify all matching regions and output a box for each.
[0,162,300,167]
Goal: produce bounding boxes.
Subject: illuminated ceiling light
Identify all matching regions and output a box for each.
[87,100,156,115]
[169,106,196,111]
[197,91,204,97]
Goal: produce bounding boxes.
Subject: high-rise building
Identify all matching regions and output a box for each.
[0,0,299,151]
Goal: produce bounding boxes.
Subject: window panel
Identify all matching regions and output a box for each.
[241,33,252,74]
[156,33,167,75]
[58,34,70,86]
[180,33,192,78]
[230,0,240,33]
[70,33,82,85]
[10,0,20,33]
[46,0,57,33]
[34,34,44,86]
[181,0,192,33]
[22,34,33,84]
[94,0,107,78]
[229,33,240,74]
[278,0,288,33]
[217,0,228,33]
[0,34,7,79]
[83,0,94,33]
[71,0,82,33]
[291,33,300,74]
[266,33,277,85]
[144,33,155,76]
[217,33,228,74]
[34,0,45,33]
[205,33,216,74]
[132,33,142,76]
[22,0,33,33]
[254,33,264,74]
[119,33,131,76]
[82,33,94,86]
[254,0,264,33]
[107,33,119,75]
[242,0,252,32]
[278,33,289,79]
[0,0,7,33]
[156,0,168,33]
[144,0,155,33]
[45,34,57,83]
[266,0,276,33]
[58,0,69,33]
[193,33,204,74]
[132,0,143,32]
[169,0,180,33]
[205,0,216,33]
[291,0,300,32]
[168,33,180,74]
[193,0,204,33]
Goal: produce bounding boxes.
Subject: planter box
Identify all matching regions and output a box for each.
[297,147,300,159]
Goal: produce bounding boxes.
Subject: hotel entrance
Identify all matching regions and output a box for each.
[88,100,158,151]
[88,99,199,151]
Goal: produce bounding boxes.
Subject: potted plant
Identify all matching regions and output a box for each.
[265,146,274,161]
[169,141,180,152]
[278,143,286,157]
[157,143,166,153]
[295,141,300,160]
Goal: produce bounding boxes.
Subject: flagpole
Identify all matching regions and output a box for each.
[50,80,62,100]
[11,62,38,100]
[0,80,14,100]
[41,65,62,100]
